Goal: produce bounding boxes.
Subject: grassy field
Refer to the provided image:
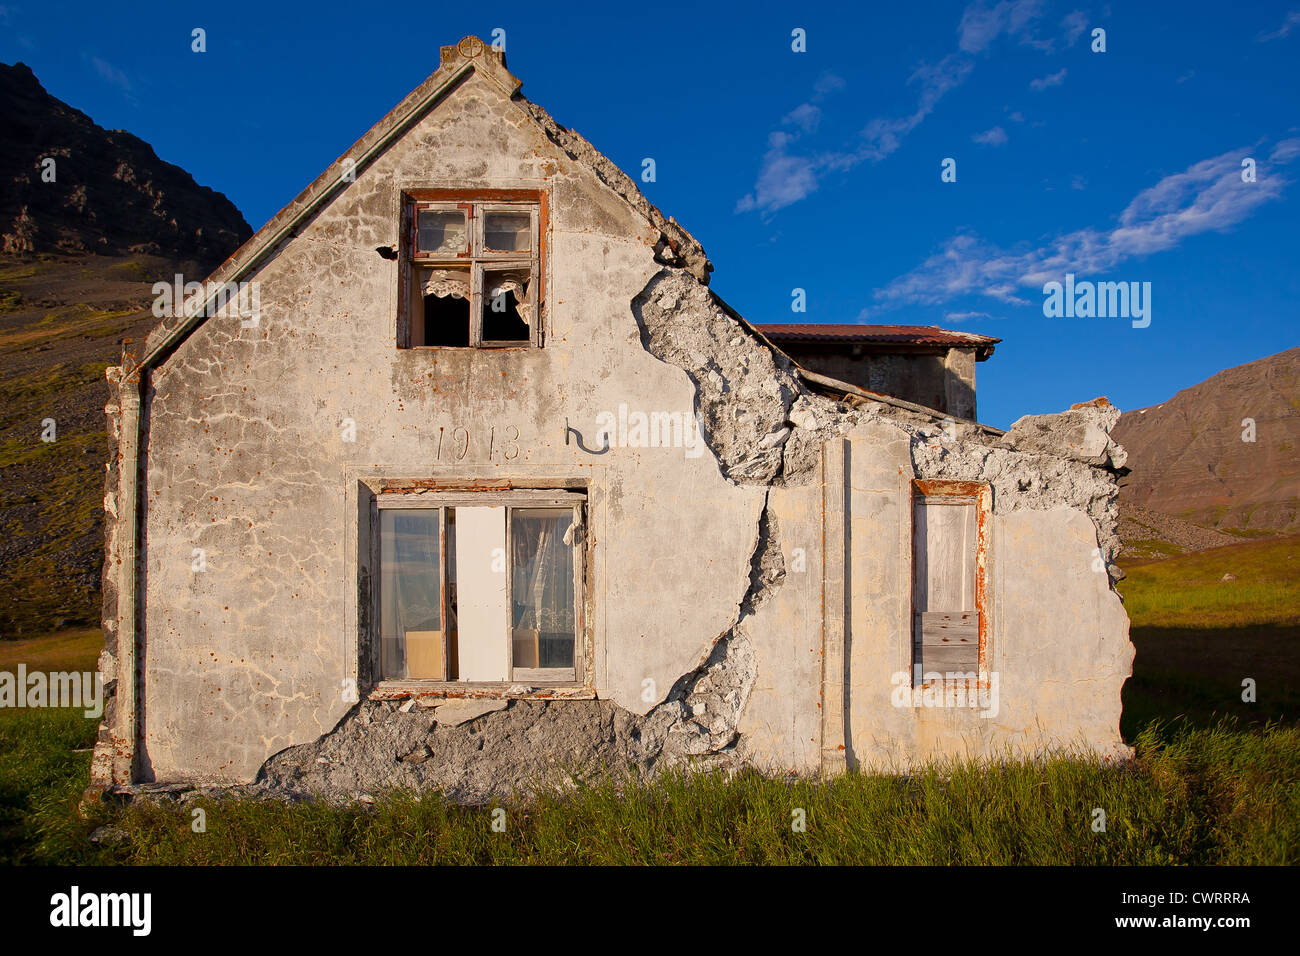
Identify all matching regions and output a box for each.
[0,538,1295,865]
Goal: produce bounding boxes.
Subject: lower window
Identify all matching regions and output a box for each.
[376,493,583,684]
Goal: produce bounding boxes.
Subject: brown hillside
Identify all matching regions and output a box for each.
[0,64,251,636]
[1112,348,1300,537]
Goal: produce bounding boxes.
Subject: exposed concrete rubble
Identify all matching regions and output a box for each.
[999,398,1129,469]
[633,270,800,484]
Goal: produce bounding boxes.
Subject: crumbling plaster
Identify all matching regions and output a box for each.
[95,40,1133,799]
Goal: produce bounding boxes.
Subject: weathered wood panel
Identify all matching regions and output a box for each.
[913,498,976,612]
[914,643,979,674]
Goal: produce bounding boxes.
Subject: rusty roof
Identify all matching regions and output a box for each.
[758,323,1000,348]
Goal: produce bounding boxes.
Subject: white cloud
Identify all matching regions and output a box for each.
[860,54,976,162]
[871,140,1300,309]
[735,73,849,214]
[735,131,821,213]
[1030,67,1067,91]
[783,103,821,133]
[1257,11,1300,41]
[738,0,1086,215]
[972,126,1009,146]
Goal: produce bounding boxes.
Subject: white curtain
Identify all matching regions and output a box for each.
[511,510,574,667]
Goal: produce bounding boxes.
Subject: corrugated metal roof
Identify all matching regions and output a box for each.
[757,323,1000,347]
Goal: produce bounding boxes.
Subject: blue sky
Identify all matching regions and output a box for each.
[3,0,1297,428]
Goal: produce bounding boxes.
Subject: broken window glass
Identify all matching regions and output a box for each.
[403,198,541,348]
[481,269,532,343]
[413,267,471,346]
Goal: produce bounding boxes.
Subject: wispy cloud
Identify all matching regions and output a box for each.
[972,126,1009,146]
[90,56,133,97]
[860,54,975,162]
[1030,67,1067,91]
[957,0,1047,53]
[944,310,1001,321]
[1257,11,1300,41]
[737,0,1084,215]
[868,139,1300,312]
[1061,10,1089,45]
[735,72,847,213]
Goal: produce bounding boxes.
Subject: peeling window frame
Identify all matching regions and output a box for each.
[908,479,992,690]
[398,189,548,350]
[368,488,587,693]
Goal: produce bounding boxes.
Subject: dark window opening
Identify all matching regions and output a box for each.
[421,293,471,347]
[482,290,530,342]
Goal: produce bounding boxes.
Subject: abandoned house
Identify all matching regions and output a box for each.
[92,37,1134,802]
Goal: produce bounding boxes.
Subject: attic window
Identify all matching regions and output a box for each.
[401,192,544,348]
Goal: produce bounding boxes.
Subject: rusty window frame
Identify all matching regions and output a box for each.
[399,189,546,350]
[908,479,991,690]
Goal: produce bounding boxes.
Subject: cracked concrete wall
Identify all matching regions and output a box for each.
[112,44,1133,795]
[129,67,766,784]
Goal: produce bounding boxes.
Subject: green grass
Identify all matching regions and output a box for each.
[2,718,1295,865]
[1119,534,1299,629]
[0,630,102,673]
[1120,537,1186,561]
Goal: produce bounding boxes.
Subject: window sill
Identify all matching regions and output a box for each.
[369,680,593,702]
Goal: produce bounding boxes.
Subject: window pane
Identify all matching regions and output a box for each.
[414,267,471,347]
[481,269,531,342]
[380,509,443,679]
[483,210,532,252]
[511,509,575,669]
[416,208,467,255]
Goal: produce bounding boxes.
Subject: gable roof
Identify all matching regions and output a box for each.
[129,36,711,377]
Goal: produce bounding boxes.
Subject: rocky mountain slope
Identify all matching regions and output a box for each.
[1,61,249,262]
[1,62,251,636]
[1113,348,1299,554]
